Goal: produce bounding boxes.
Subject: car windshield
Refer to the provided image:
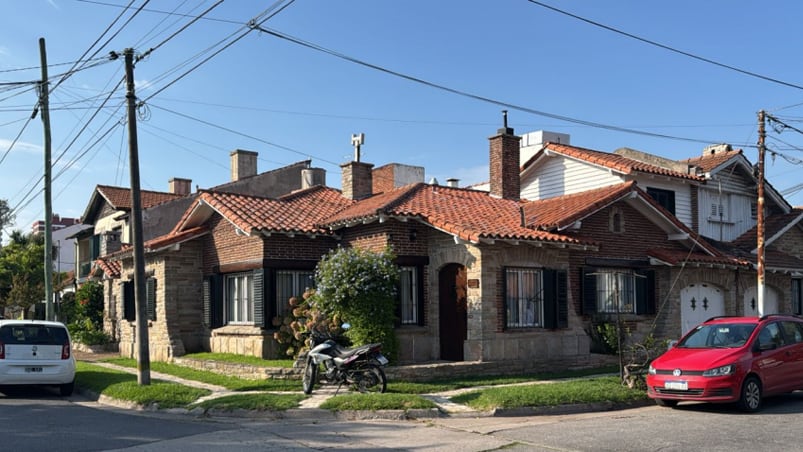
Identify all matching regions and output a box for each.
[677,323,757,348]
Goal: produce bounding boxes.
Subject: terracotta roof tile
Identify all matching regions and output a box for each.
[94,258,122,279]
[681,149,743,173]
[96,185,185,210]
[543,143,704,181]
[522,182,637,230]
[145,226,209,251]
[199,185,353,236]
[321,183,591,246]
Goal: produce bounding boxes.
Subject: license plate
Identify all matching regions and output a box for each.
[665,380,688,390]
[376,355,389,365]
[25,367,43,373]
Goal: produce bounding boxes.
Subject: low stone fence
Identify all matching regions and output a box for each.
[171,353,619,382]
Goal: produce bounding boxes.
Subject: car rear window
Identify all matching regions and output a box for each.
[0,325,69,345]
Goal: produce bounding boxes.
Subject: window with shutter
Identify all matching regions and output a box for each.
[121,281,135,321]
[146,278,156,321]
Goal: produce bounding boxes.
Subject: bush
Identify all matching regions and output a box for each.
[66,281,109,346]
[308,246,400,362]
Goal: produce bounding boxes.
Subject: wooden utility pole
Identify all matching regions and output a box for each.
[756,110,766,316]
[123,48,151,385]
[39,37,54,321]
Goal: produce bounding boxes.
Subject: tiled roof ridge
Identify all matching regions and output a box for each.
[523,181,637,230]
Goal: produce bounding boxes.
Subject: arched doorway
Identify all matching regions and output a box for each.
[439,263,467,361]
[680,283,724,335]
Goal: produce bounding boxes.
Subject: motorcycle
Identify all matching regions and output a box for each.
[301,324,389,395]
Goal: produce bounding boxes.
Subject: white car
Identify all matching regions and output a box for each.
[0,320,76,396]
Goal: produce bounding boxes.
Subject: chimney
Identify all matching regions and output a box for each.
[489,111,521,200]
[301,167,326,189]
[446,178,459,188]
[169,177,192,195]
[230,149,258,181]
[341,161,374,200]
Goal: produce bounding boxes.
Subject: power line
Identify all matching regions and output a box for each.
[525,0,803,91]
[251,24,741,148]
[136,0,226,62]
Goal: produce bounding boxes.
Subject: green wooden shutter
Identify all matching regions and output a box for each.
[122,281,135,321]
[253,269,265,328]
[543,269,568,329]
[203,275,224,328]
[635,269,656,315]
[581,267,598,315]
[146,278,156,321]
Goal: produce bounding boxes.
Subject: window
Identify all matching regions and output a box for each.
[225,272,254,324]
[793,279,802,315]
[710,194,730,222]
[750,201,758,219]
[595,270,636,313]
[646,187,676,215]
[609,207,624,233]
[275,270,314,318]
[506,268,543,328]
[399,266,419,325]
[582,268,655,315]
[504,268,567,329]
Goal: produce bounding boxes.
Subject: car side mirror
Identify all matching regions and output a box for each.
[667,340,678,350]
[757,342,777,352]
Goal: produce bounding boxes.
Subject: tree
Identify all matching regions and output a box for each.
[0,230,44,318]
[308,246,400,361]
[0,199,14,245]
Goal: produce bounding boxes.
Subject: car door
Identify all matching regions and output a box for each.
[779,321,803,390]
[753,322,791,395]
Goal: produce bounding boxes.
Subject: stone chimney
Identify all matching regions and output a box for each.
[168,177,192,196]
[341,161,374,200]
[301,167,326,189]
[489,111,521,200]
[230,149,258,181]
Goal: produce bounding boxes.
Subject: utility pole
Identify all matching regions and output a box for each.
[39,37,54,321]
[756,110,766,317]
[123,48,151,385]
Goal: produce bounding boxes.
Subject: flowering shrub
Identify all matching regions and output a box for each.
[66,281,109,345]
[273,289,345,358]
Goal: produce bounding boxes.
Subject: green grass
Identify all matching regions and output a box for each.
[102,358,299,391]
[192,393,306,411]
[181,352,295,368]
[450,376,649,411]
[76,362,211,409]
[387,365,620,394]
[319,393,437,411]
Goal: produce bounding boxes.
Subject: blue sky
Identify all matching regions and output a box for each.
[3,0,803,237]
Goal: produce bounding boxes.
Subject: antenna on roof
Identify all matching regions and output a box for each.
[351,133,365,162]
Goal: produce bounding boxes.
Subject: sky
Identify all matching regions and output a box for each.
[3,0,803,238]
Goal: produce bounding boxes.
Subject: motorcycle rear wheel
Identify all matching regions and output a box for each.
[354,365,387,393]
[302,356,318,395]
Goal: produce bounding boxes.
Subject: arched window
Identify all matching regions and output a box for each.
[609,207,624,233]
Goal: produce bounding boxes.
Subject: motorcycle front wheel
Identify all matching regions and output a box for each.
[354,364,387,393]
[302,356,318,395]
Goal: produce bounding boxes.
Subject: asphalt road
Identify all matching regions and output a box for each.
[4,386,803,451]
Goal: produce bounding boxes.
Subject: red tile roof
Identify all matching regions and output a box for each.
[522,182,638,230]
[146,226,209,251]
[187,186,353,236]
[321,183,592,246]
[96,185,185,211]
[681,149,743,173]
[731,210,803,251]
[540,143,704,181]
[94,258,122,279]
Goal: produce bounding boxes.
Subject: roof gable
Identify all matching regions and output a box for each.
[81,184,184,224]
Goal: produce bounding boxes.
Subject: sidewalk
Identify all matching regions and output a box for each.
[74,353,645,420]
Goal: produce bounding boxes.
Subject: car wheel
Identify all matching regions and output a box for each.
[738,376,762,413]
[654,398,678,408]
[59,382,74,397]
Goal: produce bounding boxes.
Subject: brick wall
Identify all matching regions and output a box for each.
[489,131,520,200]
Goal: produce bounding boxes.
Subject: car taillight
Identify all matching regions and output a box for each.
[0,341,4,359]
[62,343,70,360]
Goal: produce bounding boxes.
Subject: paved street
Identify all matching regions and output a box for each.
[4,385,803,451]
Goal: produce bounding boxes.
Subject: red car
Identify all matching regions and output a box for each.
[646,314,803,412]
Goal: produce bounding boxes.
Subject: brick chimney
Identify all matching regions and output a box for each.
[168,177,192,195]
[341,161,374,200]
[230,149,258,181]
[489,111,521,200]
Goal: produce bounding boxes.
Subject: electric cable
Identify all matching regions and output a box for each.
[136,0,225,62]
[525,0,803,92]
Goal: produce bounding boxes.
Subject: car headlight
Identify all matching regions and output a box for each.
[703,364,735,377]
[648,364,656,375]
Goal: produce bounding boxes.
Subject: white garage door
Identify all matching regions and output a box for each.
[680,283,725,335]
[743,286,779,317]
